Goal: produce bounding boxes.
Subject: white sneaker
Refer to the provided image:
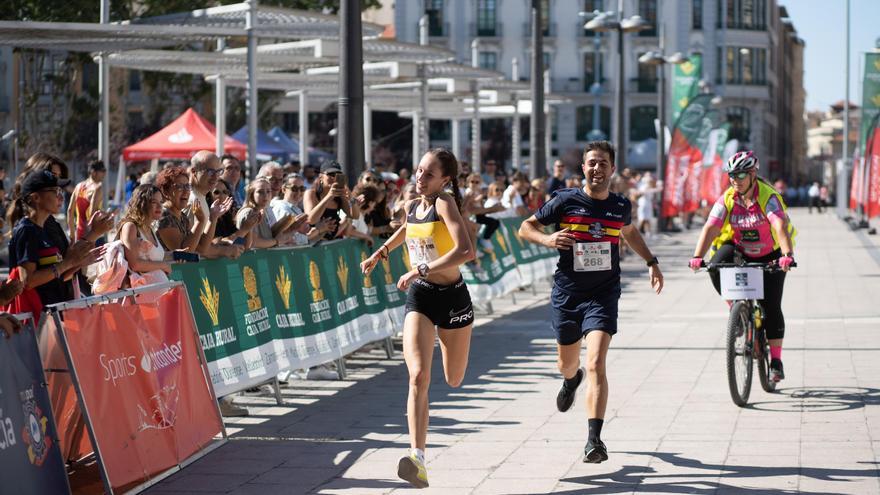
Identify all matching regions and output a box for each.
[306,366,338,380]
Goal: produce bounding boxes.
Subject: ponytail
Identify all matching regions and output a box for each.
[6,196,29,229]
[449,174,463,212]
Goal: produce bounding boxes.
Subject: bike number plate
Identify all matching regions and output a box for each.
[719,267,764,300]
[573,242,612,272]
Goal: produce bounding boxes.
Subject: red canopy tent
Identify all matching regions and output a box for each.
[122,108,246,161]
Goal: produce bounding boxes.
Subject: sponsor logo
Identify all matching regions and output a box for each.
[449,310,474,324]
[361,253,373,288]
[309,260,324,301]
[167,128,193,144]
[735,272,749,287]
[337,256,349,295]
[243,266,262,312]
[496,232,508,254]
[140,340,183,373]
[0,408,16,450]
[199,277,221,326]
[381,258,394,285]
[449,306,471,318]
[19,387,51,466]
[100,353,137,387]
[587,222,605,239]
[275,265,293,310]
[680,60,696,75]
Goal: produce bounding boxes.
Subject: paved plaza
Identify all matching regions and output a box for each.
[146,209,880,495]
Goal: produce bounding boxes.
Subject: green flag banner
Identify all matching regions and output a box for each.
[671,53,702,123]
[859,53,880,156]
[172,229,556,396]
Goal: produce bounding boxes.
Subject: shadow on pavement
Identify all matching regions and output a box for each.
[747,386,880,412]
[544,451,878,495]
[146,297,561,494]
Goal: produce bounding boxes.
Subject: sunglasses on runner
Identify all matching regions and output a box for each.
[728,172,750,180]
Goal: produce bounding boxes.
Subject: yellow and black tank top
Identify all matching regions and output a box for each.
[405,200,455,269]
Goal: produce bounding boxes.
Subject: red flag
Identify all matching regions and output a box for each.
[850,149,863,211]
[867,126,880,218]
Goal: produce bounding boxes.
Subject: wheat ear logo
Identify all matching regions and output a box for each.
[680,60,695,75]
[874,58,880,71]
[199,277,220,326]
[360,253,373,288]
[337,256,349,295]
[381,258,393,284]
[872,94,880,107]
[275,265,292,310]
[309,260,324,301]
[243,266,262,312]
[678,96,689,109]
[496,232,508,254]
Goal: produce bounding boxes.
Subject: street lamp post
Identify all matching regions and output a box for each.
[584,6,651,170]
[529,0,545,179]
[578,9,606,142]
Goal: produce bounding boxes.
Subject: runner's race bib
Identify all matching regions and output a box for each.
[573,242,612,272]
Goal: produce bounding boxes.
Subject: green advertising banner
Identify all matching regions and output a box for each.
[671,53,702,123]
[859,53,880,156]
[172,228,556,396]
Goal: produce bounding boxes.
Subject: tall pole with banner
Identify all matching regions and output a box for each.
[856,50,880,226]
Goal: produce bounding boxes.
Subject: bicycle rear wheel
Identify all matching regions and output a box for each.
[756,328,777,393]
[726,301,753,407]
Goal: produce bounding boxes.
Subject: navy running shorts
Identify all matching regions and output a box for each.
[550,284,621,345]
[406,277,474,329]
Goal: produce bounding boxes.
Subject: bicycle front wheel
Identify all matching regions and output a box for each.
[726,301,753,407]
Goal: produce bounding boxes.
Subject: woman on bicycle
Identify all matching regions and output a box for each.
[360,148,475,489]
[689,151,795,383]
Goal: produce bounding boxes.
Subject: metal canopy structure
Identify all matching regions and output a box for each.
[126,2,384,39]
[104,49,327,75]
[0,20,228,52]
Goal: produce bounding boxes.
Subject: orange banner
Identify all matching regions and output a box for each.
[58,286,223,490]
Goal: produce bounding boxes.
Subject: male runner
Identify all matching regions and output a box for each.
[519,141,663,463]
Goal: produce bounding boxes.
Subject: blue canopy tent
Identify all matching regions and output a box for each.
[267,126,333,166]
[232,126,290,161]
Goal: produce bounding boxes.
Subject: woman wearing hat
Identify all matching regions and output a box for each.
[9,170,103,308]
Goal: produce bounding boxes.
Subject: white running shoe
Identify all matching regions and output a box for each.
[397,453,429,488]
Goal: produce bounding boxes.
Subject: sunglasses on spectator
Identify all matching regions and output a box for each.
[728,172,750,180]
[39,187,63,197]
[200,168,222,177]
[174,183,192,191]
[224,165,240,172]
[285,185,306,192]
[325,172,340,177]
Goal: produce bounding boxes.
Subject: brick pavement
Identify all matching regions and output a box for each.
[146,208,880,495]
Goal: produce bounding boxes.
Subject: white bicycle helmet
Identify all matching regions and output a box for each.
[724,150,759,174]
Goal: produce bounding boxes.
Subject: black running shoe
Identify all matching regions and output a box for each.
[583,438,608,463]
[556,367,585,412]
[770,359,785,382]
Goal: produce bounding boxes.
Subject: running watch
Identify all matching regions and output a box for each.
[646,256,659,267]
[417,263,430,278]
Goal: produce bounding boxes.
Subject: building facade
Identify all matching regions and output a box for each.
[394,0,806,178]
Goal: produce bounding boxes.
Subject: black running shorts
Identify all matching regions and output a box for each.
[405,277,474,329]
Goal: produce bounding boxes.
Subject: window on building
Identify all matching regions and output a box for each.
[629,105,658,141]
[426,0,445,36]
[755,48,766,84]
[479,52,498,70]
[584,0,603,13]
[637,55,657,92]
[429,120,451,141]
[693,0,703,29]
[718,0,767,30]
[638,0,658,37]
[576,105,612,141]
[741,48,753,84]
[129,71,141,92]
[544,52,552,75]
[583,51,604,91]
[727,106,751,143]
[541,0,551,36]
[476,0,497,36]
[720,46,766,84]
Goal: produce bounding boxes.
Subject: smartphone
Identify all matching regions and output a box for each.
[172,251,200,263]
[335,172,346,187]
[233,237,247,246]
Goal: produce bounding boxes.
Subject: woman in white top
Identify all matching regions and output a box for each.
[236,178,293,249]
[117,184,172,277]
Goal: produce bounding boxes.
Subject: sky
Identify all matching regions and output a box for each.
[778,0,880,112]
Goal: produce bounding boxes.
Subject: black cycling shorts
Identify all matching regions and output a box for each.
[405,277,474,329]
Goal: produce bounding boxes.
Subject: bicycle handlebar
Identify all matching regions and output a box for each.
[695,259,797,271]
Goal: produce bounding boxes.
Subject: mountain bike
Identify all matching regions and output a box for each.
[698,256,794,407]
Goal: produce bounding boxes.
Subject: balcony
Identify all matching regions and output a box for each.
[582,77,607,93]
[522,21,557,38]
[470,22,503,38]
[629,77,657,93]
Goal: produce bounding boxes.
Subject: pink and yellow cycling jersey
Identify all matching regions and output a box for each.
[706,187,786,258]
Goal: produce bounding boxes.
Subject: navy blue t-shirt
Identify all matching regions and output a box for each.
[9,218,73,306]
[534,187,631,296]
